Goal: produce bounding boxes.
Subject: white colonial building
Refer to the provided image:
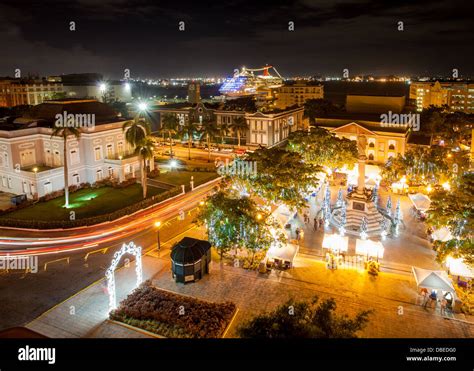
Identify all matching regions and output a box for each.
[0,99,148,198]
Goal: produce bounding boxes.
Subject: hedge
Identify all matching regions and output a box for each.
[110,281,236,338]
[0,186,182,230]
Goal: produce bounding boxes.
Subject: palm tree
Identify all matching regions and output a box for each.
[51,125,81,208]
[123,116,150,147]
[230,116,248,147]
[180,118,199,160]
[134,137,155,199]
[161,113,178,158]
[123,116,151,198]
[200,118,219,162]
[218,121,230,148]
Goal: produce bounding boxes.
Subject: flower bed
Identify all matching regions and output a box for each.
[110,282,236,338]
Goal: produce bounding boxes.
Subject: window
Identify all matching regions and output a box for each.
[106,144,114,159]
[108,167,114,177]
[1,176,6,187]
[368,153,374,161]
[20,149,35,167]
[22,181,29,194]
[73,173,80,184]
[53,150,61,166]
[117,141,124,156]
[94,146,102,161]
[388,143,395,150]
[45,149,52,166]
[44,181,52,194]
[96,169,103,181]
[70,149,80,165]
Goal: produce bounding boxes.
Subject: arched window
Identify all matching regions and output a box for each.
[368,153,374,161]
[369,142,375,148]
[388,144,395,150]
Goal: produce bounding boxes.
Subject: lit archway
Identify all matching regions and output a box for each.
[105,241,143,312]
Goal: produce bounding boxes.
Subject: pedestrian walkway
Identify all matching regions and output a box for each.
[24,228,206,338]
[152,257,474,338]
[26,255,166,338]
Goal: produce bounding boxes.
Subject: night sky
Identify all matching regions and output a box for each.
[0,0,473,79]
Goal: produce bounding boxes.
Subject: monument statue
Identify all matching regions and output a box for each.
[357,134,367,159]
[356,134,367,193]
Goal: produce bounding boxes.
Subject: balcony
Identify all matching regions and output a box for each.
[21,164,60,173]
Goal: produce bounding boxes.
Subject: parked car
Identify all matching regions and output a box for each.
[234,148,246,155]
[204,145,219,152]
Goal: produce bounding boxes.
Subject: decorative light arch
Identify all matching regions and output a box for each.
[105,241,143,312]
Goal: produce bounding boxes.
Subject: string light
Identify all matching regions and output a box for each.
[105,241,143,312]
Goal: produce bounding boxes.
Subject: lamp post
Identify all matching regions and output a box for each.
[155,221,162,253]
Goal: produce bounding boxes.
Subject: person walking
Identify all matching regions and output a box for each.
[440,298,447,316]
[295,227,300,241]
[300,229,305,241]
[421,290,429,309]
[313,217,318,231]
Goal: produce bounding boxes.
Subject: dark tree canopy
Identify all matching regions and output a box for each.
[195,189,285,258]
[428,172,474,264]
[238,296,372,338]
[287,127,358,171]
[233,147,321,210]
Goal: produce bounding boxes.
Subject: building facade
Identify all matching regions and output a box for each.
[315,116,408,164]
[0,79,64,107]
[63,82,132,103]
[275,83,324,109]
[409,81,474,113]
[0,100,146,198]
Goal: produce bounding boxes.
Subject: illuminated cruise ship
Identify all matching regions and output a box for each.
[219,65,283,97]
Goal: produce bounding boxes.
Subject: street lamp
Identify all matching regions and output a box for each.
[137,102,148,112]
[155,221,162,252]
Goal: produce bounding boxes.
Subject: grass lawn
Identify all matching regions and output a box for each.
[154,170,219,188]
[0,185,165,221]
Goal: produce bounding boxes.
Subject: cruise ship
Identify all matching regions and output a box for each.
[219,65,283,97]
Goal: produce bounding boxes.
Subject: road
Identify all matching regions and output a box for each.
[0,177,220,251]
[0,205,201,331]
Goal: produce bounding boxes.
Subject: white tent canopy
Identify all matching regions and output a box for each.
[431,227,454,242]
[411,266,455,292]
[322,234,349,253]
[446,257,474,278]
[266,243,299,267]
[355,239,385,259]
[408,193,431,212]
[272,203,296,228]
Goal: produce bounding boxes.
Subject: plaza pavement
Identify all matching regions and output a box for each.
[25,187,473,338]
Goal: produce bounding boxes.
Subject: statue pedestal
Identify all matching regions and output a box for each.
[343,190,383,236]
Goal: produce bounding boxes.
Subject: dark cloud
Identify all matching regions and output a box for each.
[0,0,472,78]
